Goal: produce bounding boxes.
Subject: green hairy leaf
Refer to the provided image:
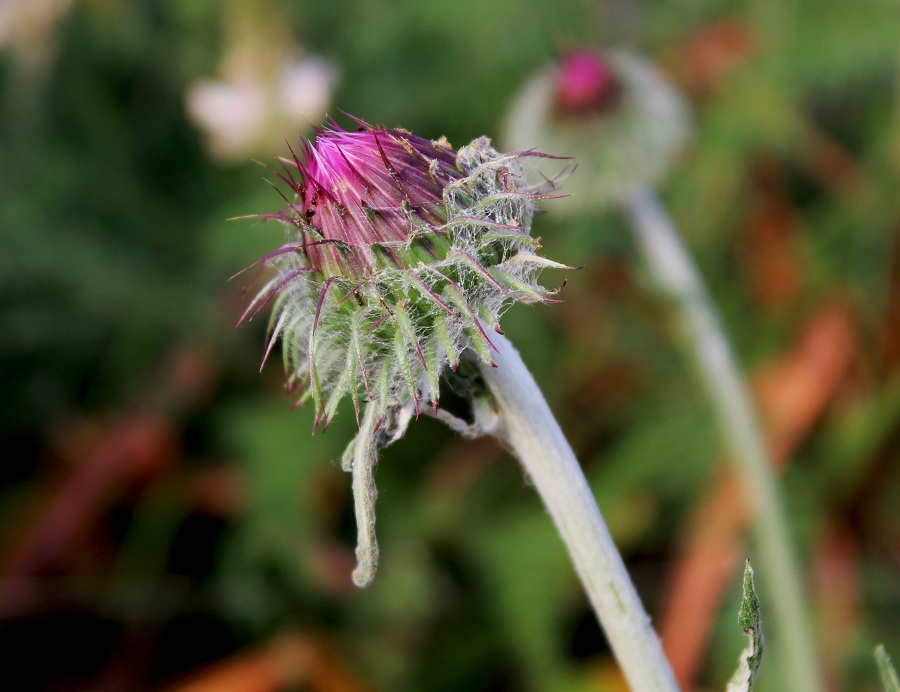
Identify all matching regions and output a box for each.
[726,560,765,692]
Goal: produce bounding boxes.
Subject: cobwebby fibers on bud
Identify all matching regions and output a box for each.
[238,117,568,586]
[504,49,690,211]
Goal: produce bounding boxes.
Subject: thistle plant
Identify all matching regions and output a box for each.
[238,117,678,691]
[505,49,823,691]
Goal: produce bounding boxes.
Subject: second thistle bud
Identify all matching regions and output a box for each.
[505,49,690,212]
[240,118,568,430]
[554,50,621,114]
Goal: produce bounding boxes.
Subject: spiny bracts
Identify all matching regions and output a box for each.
[239,118,569,429]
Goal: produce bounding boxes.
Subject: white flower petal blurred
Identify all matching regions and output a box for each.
[187,54,339,163]
[279,56,339,121]
[186,79,269,160]
[0,0,75,64]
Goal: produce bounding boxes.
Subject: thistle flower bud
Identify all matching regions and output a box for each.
[240,118,567,430]
[504,49,690,211]
[554,50,620,114]
[238,118,568,586]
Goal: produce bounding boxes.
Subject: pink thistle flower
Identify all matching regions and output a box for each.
[239,117,569,431]
[280,123,461,277]
[555,50,620,114]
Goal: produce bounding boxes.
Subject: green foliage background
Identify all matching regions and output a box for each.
[1,0,898,690]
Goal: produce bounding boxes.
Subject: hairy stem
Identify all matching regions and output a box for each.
[626,186,823,692]
[477,332,679,692]
[342,402,381,588]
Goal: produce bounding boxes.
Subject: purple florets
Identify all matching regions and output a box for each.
[267,121,462,278]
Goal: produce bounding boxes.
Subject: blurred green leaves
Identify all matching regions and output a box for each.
[2,0,899,689]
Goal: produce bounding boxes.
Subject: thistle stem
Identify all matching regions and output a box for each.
[476,332,679,692]
[625,186,823,692]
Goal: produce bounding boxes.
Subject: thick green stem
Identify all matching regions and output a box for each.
[626,186,823,692]
[477,332,679,692]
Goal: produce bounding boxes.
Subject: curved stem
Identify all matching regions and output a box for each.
[342,402,381,588]
[476,332,679,692]
[626,186,823,692]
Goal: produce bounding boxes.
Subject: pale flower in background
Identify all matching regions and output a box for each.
[0,0,75,65]
[187,53,338,162]
[278,56,335,121]
[187,79,268,159]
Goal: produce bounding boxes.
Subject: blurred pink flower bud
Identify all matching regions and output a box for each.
[555,50,620,113]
